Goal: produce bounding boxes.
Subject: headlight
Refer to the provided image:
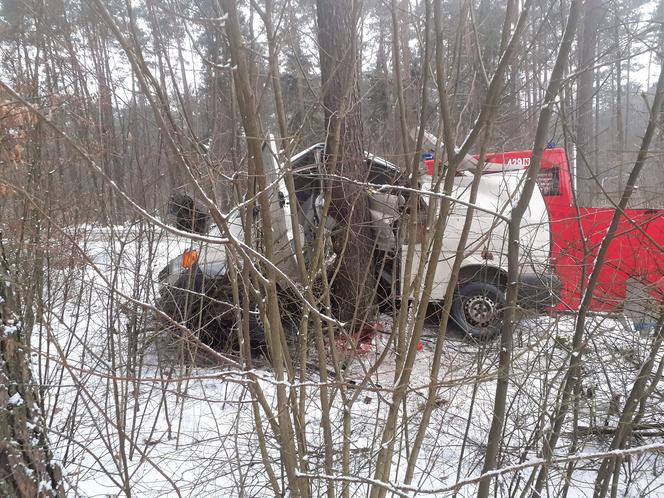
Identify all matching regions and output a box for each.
[181,249,199,269]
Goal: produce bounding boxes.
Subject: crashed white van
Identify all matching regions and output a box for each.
[158,141,558,349]
[412,153,557,336]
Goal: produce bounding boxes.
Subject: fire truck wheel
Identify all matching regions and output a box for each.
[451,281,505,340]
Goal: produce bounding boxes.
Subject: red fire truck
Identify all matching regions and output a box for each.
[469,148,663,313]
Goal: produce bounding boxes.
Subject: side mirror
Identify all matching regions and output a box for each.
[168,192,211,235]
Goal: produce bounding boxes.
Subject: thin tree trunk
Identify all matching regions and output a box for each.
[615,18,625,194]
[221,2,306,496]
[593,316,664,498]
[1,238,64,498]
[531,37,664,498]
[476,2,580,496]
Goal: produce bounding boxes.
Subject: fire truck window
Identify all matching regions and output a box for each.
[537,167,561,196]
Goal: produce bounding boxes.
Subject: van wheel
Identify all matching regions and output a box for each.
[451,281,505,340]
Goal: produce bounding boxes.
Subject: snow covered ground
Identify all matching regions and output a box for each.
[37,224,664,497]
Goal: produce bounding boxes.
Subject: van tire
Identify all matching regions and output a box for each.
[451,281,505,340]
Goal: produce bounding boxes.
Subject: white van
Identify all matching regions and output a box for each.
[158,141,558,347]
[406,156,556,337]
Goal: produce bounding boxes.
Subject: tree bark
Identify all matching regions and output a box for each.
[316,0,377,330]
[576,0,602,206]
[0,237,64,498]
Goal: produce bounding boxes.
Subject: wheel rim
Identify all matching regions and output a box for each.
[463,294,499,327]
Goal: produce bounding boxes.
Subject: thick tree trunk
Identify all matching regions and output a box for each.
[316,0,377,330]
[0,241,64,497]
[575,0,602,206]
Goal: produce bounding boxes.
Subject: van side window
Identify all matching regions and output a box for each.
[537,167,561,196]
